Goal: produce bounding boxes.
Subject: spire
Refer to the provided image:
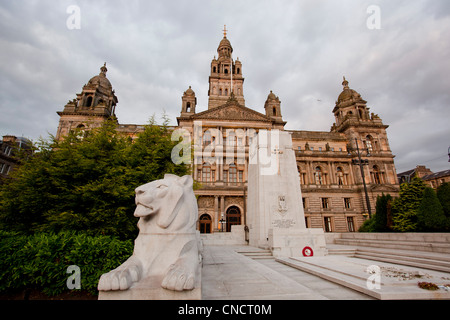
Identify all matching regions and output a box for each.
[100,62,107,76]
[342,76,349,89]
[223,25,228,37]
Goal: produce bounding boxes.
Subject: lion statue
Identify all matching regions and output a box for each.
[98,174,202,297]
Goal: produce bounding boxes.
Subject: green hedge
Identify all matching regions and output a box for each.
[0,231,133,296]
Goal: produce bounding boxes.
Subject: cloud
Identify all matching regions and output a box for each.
[0,0,449,173]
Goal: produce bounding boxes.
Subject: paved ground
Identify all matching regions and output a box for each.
[201,245,374,300]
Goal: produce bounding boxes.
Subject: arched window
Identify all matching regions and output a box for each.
[226,206,241,232]
[186,102,191,112]
[372,165,382,184]
[85,96,93,107]
[219,88,223,96]
[315,166,323,185]
[199,214,212,234]
[365,135,374,153]
[75,124,86,140]
[273,107,277,116]
[213,66,217,73]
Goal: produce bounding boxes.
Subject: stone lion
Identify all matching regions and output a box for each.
[98,174,202,295]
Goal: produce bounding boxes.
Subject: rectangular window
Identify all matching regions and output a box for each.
[324,217,332,232]
[302,197,306,209]
[238,170,243,182]
[321,198,329,209]
[347,217,355,232]
[344,198,351,209]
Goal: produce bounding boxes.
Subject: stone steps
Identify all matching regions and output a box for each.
[276,256,450,300]
[335,238,450,254]
[353,248,450,273]
[238,249,275,260]
[334,233,450,254]
[327,247,357,256]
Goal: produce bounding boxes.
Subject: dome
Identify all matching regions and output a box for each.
[218,37,232,50]
[184,86,195,96]
[337,77,361,103]
[87,63,113,93]
[267,90,278,100]
[337,88,359,102]
[217,36,233,58]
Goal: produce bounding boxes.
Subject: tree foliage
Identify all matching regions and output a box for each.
[437,182,450,218]
[359,193,393,232]
[391,177,427,232]
[0,117,189,239]
[417,187,447,232]
[374,193,393,232]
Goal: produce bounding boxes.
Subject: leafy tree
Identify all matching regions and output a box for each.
[358,217,376,232]
[373,193,393,232]
[437,182,450,218]
[0,117,189,239]
[417,187,447,232]
[391,177,427,232]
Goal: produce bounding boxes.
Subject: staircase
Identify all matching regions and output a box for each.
[352,247,450,273]
[238,249,274,260]
[334,233,450,254]
[328,233,450,273]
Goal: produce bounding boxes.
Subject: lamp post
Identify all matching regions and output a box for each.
[219,214,226,233]
[349,138,372,219]
[448,146,450,163]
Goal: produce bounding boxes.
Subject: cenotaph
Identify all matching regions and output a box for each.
[247,130,327,257]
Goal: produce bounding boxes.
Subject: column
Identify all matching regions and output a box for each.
[214,196,219,232]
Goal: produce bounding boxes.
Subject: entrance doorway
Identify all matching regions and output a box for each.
[226,206,241,232]
[199,214,212,234]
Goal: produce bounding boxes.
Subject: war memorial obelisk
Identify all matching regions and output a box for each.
[247,130,327,257]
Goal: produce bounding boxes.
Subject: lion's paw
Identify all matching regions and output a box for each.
[161,261,196,291]
[98,264,141,291]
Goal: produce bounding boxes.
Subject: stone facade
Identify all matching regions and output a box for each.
[0,135,33,184]
[55,31,400,234]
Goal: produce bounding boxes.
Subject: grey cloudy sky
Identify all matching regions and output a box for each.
[1,0,449,173]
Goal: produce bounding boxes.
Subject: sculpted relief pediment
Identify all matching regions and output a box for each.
[192,104,271,122]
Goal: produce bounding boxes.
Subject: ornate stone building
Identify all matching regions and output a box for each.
[55,31,400,233]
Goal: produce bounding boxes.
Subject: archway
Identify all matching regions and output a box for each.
[226,206,241,232]
[199,214,212,234]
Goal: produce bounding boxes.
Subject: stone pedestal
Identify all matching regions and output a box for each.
[269,228,327,258]
[98,275,201,300]
[247,130,326,257]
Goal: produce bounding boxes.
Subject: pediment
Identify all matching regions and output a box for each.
[369,184,400,193]
[191,100,271,122]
